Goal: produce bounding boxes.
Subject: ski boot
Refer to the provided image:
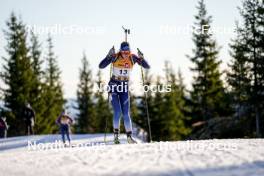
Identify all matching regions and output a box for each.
[127,131,137,144]
[114,129,120,144]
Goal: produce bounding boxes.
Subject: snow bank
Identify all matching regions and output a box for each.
[0,135,264,176]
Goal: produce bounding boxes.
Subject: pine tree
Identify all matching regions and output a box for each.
[175,69,192,137]
[153,62,191,141]
[236,0,264,136]
[188,0,225,122]
[94,70,112,132]
[75,53,95,133]
[42,35,64,133]
[151,76,164,141]
[1,13,35,136]
[227,25,251,119]
[29,31,46,133]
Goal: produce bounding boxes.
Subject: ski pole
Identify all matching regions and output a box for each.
[137,48,152,143]
[104,47,114,143]
[104,113,108,143]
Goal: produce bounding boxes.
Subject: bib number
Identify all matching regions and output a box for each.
[112,67,131,77]
[119,69,128,75]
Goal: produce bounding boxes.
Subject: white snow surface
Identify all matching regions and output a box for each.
[0,135,264,176]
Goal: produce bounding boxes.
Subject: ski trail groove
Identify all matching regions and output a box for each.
[177,150,195,176]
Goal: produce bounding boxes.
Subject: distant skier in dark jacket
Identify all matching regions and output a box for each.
[56,110,73,145]
[0,116,8,138]
[23,103,35,135]
[99,41,150,144]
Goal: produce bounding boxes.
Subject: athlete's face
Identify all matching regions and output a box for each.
[121,51,130,58]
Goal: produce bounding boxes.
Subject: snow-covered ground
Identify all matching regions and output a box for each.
[0,135,264,176]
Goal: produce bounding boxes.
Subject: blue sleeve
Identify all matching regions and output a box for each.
[132,55,150,69]
[99,56,115,69]
[56,116,61,125]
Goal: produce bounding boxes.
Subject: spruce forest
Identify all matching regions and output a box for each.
[0,0,263,141]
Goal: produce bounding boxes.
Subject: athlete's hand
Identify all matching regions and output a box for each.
[137,48,144,59]
[107,46,115,58]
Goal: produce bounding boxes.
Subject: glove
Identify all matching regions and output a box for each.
[107,46,115,58]
[137,48,144,59]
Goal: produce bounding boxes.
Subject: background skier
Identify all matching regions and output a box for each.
[99,41,150,144]
[56,109,73,146]
[23,103,35,135]
[0,116,8,138]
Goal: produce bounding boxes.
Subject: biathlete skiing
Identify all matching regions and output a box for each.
[99,33,150,144]
[56,109,73,146]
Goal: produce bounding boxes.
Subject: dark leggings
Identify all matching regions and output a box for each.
[60,124,70,143]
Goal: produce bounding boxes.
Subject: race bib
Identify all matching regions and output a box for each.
[112,67,131,77]
[112,54,134,78]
